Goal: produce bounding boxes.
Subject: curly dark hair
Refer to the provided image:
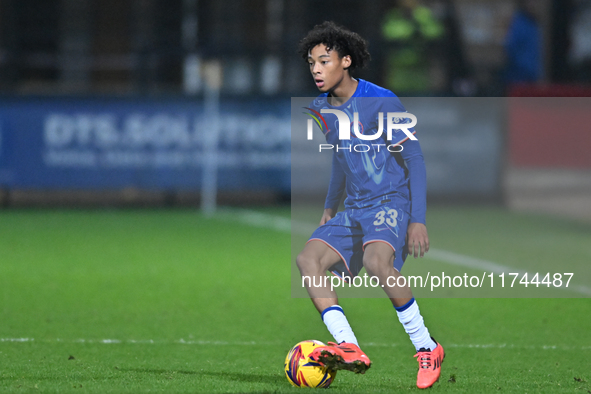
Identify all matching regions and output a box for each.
[297,21,371,72]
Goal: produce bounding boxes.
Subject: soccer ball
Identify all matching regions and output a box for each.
[284,340,337,388]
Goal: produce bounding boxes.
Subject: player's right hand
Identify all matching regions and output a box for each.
[320,208,336,225]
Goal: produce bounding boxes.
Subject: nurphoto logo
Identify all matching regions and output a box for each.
[304,108,417,152]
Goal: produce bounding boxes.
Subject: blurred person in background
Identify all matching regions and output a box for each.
[569,0,591,82]
[381,0,445,93]
[504,0,542,84]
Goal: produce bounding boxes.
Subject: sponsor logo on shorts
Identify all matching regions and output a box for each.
[375,227,391,232]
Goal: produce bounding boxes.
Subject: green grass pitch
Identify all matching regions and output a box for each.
[0,206,590,393]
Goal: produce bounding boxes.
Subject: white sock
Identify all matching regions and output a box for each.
[321,305,359,346]
[395,298,437,352]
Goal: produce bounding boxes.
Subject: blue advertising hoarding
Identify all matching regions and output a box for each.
[0,97,291,193]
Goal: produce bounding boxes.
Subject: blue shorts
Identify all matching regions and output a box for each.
[308,199,410,278]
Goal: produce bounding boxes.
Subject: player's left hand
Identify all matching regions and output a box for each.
[406,223,429,258]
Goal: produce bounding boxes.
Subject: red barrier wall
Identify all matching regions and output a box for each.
[508,86,591,168]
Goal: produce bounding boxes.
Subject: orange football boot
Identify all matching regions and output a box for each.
[414,339,445,389]
[309,342,371,374]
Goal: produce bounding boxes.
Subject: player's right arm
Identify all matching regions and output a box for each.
[321,154,346,225]
[320,208,336,225]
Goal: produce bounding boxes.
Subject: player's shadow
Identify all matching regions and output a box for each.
[122,368,285,385]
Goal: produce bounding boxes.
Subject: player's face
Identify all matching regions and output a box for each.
[308,44,351,94]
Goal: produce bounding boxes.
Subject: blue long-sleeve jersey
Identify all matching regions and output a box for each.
[309,79,427,224]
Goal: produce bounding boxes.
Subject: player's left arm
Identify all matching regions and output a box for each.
[399,137,429,258]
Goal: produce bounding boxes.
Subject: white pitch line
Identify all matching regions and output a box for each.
[220,209,293,233]
[227,209,591,296]
[0,338,34,342]
[364,342,591,351]
[426,249,522,275]
[1,337,589,351]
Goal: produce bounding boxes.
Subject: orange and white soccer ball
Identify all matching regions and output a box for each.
[284,340,337,388]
